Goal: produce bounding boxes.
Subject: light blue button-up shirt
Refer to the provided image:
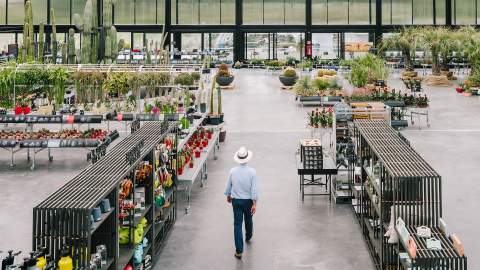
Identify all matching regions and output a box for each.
[224,164,258,201]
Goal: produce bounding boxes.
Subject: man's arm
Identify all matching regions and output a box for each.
[251,171,258,214]
[224,170,233,203]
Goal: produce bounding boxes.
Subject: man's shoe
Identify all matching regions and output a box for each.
[245,237,252,243]
[234,252,242,259]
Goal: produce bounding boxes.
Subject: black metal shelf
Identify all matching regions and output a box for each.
[91,208,116,234]
[33,120,179,270]
[353,120,467,270]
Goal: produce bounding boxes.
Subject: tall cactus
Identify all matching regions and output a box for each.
[61,43,67,63]
[82,0,93,64]
[68,28,76,64]
[104,34,111,64]
[51,8,57,63]
[91,0,98,63]
[23,0,34,61]
[110,26,117,63]
[38,22,45,63]
[146,40,151,64]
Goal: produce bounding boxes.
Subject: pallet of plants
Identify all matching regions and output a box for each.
[293,76,344,105]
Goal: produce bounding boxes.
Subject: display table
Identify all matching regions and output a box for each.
[295,153,337,201]
[177,130,220,213]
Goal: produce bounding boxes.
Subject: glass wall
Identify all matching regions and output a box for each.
[158,0,165,24]
[0,0,5,25]
[136,0,157,24]
[454,0,476,24]
[72,0,88,22]
[0,33,15,53]
[8,0,24,24]
[243,0,305,24]
[276,33,304,60]
[118,32,132,49]
[344,33,371,59]
[312,33,339,59]
[243,0,263,24]
[312,0,373,24]
[114,0,135,24]
[172,0,235,24]
[413,0,434,24]
[52,0,71,24]
[32,0,48,24]
[436,0,446,24]
[181,33,202,52]
[246,33,271,59]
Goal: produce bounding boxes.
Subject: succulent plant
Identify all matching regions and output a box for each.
[51,8,57,63]
[68,28,76,64]
[282,67,297,77]
[38,22,45,63]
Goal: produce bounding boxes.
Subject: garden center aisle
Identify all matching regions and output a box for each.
[156,69,373,270]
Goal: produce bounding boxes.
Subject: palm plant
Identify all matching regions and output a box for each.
[418,26,446,75]
[459,26,480,75]
[379,27,421,71]
[438,28,464,72]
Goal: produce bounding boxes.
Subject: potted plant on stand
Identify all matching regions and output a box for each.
[279,67,298,87]
[215,63,234,87]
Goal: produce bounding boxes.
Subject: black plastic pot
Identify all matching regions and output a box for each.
[202,68,211,74]
[216,76,234,86]
[207,115,221,125]
[279,76,298,86]
[200,103,207,113]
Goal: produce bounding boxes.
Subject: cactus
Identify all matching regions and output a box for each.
[104,34,111,64]
[82,0,93,64]
[110,26,117,63]
[23,0,34,61]
[68,28,75,64]
[146,40,151,64]
[38,22,45,63]
[51,8,57,63]
[217,85,222,114]
[118,39,125,52]
[18,45,24,63]
[61,43,67,63]
[91,0,98,63]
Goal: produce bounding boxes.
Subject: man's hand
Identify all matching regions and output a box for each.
[251,202,257,215]
[227,196,232,203]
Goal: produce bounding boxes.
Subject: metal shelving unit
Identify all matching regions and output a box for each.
[353,120,467,270]
[32,120,178,270]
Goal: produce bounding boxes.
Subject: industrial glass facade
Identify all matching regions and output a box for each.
[0,0,477,25]
[0,0,478,60]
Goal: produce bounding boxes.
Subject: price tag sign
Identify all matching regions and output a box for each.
[47,139,61,148]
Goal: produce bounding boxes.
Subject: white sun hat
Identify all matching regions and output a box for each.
[233,146,253,164]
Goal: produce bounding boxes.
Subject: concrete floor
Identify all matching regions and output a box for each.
[0,69,478,269]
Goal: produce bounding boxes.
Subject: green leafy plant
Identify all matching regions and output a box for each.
[190,72,201,82]
[103,72,128,97]
[48,67,69,105]
[313,77,330,91]
[346,53,388,87]
[174,73,194,86]
[379,27,422,71]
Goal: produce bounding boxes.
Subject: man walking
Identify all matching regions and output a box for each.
[224,146,258,259]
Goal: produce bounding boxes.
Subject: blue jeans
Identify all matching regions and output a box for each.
[232,199,253,253]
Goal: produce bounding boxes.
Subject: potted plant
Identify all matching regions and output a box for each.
[234,61,242,69]
[174,73,194,86]
[215,63,234,86]
[279,67,298,86]
[462,87,473,97]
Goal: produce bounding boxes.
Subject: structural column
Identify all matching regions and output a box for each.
[446,0,452,25]
[375,0,382,47]
[233,0,244,62]
[305,0,312,59]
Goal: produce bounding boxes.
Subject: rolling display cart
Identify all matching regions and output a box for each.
[353,120,467,270]
[0,114,115,169]
[32,121,179,270]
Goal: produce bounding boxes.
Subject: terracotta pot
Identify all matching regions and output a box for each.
[462,92,472,97]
